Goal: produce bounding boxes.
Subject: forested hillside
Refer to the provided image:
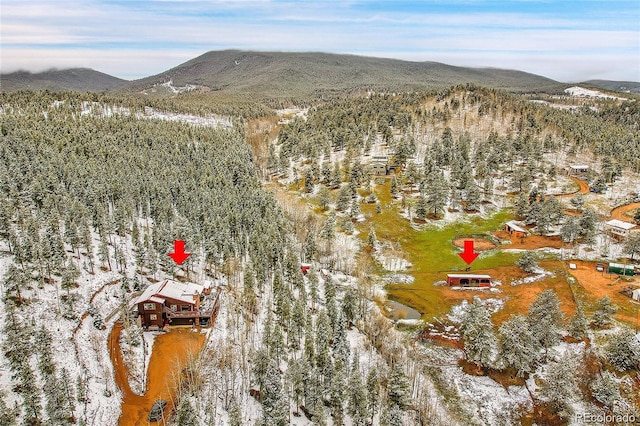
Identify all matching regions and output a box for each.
[0,91,451,425]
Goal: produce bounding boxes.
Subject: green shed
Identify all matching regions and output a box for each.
[607,262,635,276]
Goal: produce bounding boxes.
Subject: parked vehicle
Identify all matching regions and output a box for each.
[149,400,167,422]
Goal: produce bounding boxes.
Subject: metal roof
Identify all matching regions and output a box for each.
[505,220,528,233]
[447,274,492,279]
[133,279,203,306]
[605,219,637,230]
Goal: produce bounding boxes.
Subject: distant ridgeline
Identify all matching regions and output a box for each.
[0,91,290,275]
[274,86,640,173]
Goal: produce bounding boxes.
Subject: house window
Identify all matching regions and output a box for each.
[143,303,156,311]
[170,305,177,311]
[149,314,157,321]
[181,305,191,311]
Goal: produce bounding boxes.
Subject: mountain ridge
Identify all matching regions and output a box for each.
[0,68,128,93]
[129,50,566,95]
[5,50,638,96]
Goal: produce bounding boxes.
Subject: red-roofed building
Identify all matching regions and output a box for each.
[446,274,492,287]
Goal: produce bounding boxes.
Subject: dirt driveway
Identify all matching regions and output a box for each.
[109,324,206,425]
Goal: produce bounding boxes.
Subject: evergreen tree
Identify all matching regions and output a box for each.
[390,176,398,198]
[347,355,368,426]
[538,359,576,419]
[380,404,404,426]
[3,264,27,304]
[515,192,529,219]
[567,305,589,339]
[341,288,357,327]
[516,251,538,273]
[579,207,599,244]
[318,185,331,211]
[386,364,410,409]
[44,373,74,425]
[0,391,16,426]
[261,360,288,426]
[528,290,564,354]
[560,217,580,244]
[366,368,380,425]
[304,169,314,193]
[60,258,80,296]
[460,301,498,368]
[482,175,494,201]
[286,359,304,415]
[570,194,585,211]
[36,326,55,378]
[590,371,621,408]
[623,233,640,260]
[332,313,350,367]
[229,401,242,426]
[330,360,346,425]
[465,182,481,211]
[604,327,640,371]
[330,163,342,189]
[366,226,377,249]
[498,314,539,376]
[592,296,618,328]
[424,172,448,217]
[176,397,198,426]
[19,359,42,424]
[415,195,428,220]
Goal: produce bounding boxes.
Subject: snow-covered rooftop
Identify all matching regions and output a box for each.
[133,279,204,306]
[605,219,637,230]
[505,220,528,233]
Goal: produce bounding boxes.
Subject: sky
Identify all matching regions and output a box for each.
[1,0,639,82]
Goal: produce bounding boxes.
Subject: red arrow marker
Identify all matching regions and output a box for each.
[168,240,191,265]
[458,240,479,265]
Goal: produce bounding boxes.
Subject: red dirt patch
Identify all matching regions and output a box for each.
[566,260,640,325]
[610,202,640,223]
[110,324,206,426]
[494,230,563,250]
[452,238,496,251]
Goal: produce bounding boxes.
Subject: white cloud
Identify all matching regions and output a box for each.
[0,0,638,82]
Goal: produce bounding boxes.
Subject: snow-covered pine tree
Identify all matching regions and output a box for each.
[386,363,411,409]
[538,358,577,419]
[261,360,288,426]
[460,300,498,369]
[604,327,640,371]
[527,289,563,354]
[366,367,380,424]
[592,296,618,328]
[567,305,589,339]
[498,314,540,376]
[176,397,198,426]
[590,371,621,408]
[347,354,368,426]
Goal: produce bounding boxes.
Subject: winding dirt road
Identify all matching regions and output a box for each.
[557,176,590,198]
[610,202,640,223]
[109,324,206,425]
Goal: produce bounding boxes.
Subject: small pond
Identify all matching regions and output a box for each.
[387,299,421,320]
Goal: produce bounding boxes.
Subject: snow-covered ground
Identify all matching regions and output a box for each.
[564,86,625,100]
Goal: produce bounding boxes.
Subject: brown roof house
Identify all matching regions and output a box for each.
[132,279,220,329]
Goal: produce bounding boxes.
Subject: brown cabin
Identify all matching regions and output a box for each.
[504,221,528,239]
[446,274,492,287]
[132,279,220,329]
